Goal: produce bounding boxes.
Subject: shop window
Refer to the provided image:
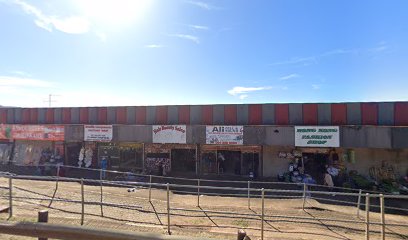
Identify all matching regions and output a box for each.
[218,150,241,175]
[98,145,120,169]
[12,141,64,167]
[242,152,260,178]
[0,143,13,164]
[119,146,143,171]
[171,149,196,173]
[145,153,170,175]
[201,152,217,174]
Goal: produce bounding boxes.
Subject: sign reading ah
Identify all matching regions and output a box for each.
[206,125,244,145]
[152,125,186,144]
[295,126,339,147]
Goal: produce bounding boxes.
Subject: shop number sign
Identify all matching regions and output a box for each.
[295,126,339,147]
[84,125,113,142]
[152,125,186,144]
[206,125,244,145]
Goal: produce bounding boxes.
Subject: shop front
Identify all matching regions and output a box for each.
[98,142,143,172]
[65,125,113,169]
[145,125,196,176]
[0,125,13,165]
[201,125,261,178]
[200,145,261,177]
[0,124,65,175]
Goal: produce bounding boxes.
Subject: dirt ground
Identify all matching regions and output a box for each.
[0,178,407,240]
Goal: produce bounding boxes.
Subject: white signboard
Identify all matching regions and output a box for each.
[295,126,340,147]
[152,125,186,144]
[206,125,244,145]
[84,125,113,142]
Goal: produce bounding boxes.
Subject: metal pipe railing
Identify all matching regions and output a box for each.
[2,173,408,240]
[0,221,217,240]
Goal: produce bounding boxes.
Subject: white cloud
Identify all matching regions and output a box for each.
[185,1,214,10]
[145,44,164,48]
[269,48,356,67]
[10,70,31,77]
[0,75,54,88]
[189,25,209,30]
[227,86,272,96]
[239,94,248,100]
[170,34,200,44]
[369,43,389,53]
[269,56,316,66]
[312,84,321,90]
[10,0,91,34]
[280,74,300,80]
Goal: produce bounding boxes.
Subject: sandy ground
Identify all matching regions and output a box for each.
[0,178,407,240]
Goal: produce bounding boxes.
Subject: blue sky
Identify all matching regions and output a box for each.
[0,0,408,107]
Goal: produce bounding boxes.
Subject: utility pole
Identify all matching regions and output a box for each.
[44,94,59,107]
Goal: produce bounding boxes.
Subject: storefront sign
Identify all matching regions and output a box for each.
[84,125,113,142]
[152,125,186,144]
[295,126,339,147]
[0,124,64,141]
[206,125,244,145]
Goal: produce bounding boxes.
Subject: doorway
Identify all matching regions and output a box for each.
[303,153,329,185]
[171,149,196,173]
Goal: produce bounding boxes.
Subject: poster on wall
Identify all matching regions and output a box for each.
[206,125,244,145]
[0,124,64,141]
[84,125,113,142]
[152,125,186,144]
[295,126,340,147]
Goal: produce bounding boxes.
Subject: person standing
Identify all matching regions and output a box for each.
[100,156,108,179]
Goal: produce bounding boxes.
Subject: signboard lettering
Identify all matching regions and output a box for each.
[0,124,64,141]
[206,125,243,145]
[295,126,339,147]
[152,125,186,144]
[84,125,113,142]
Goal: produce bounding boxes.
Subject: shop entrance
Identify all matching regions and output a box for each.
[303,153,329,185]
[242,152,260,178]
[171,149,196,173]
[217,150,241,175]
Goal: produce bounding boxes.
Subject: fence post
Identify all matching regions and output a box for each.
[365,193,370,240]
[81,179,84,226]
[247,181,250,209]
[56,165,60,177]
[148,175,152,202]
[8,176,12,219]
[356,189,362,218]
[48,166,60,208]
[302,183,307,210]
[197,179,200,207]
[38,210,49,240]
[166,183,171,235]
[99,170,104,217]
[380,194,385,240]
[261,188,264,240]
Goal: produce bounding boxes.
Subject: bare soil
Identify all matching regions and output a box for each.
[0,178,407,240]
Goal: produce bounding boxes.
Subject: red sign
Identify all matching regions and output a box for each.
[0,124,64,141]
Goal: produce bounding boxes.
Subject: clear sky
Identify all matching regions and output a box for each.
[0,0,408,107]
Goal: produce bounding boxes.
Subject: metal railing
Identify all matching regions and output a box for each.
[2,173,408,240]
[0,221,217,240]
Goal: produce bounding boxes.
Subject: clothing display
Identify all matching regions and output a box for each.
[12,141,63,166]
[0,143,12,164]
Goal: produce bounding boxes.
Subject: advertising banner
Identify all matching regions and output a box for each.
[206,125,244,145]
[0,124,64,141]
[84,125,113,142]
[152,125,186,144]
[295,126,340,147]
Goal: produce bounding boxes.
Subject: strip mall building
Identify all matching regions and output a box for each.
[0,102,407,184]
